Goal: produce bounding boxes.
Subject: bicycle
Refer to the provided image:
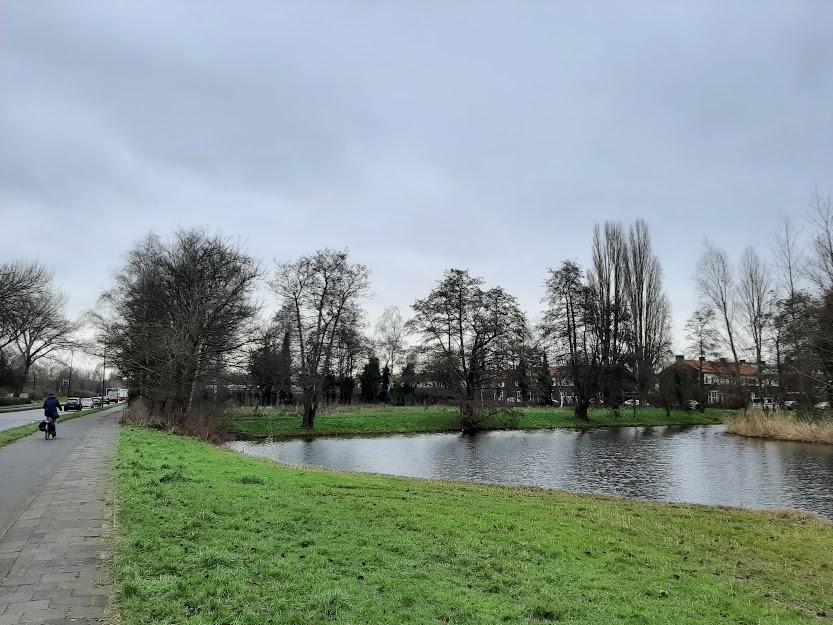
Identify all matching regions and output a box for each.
[40,415,58,439]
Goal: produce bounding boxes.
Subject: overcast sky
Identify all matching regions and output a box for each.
[2,1,832,355]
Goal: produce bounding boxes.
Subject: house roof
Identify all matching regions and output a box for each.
[677,359,759,376]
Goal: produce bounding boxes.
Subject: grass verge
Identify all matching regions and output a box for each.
[0,396,77,413]
[727,409,833,445]
[115,426,832,624]
[0,406,112,449]
[225,405,731,439]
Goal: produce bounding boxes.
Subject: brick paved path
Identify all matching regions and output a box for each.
[0,408,120,624]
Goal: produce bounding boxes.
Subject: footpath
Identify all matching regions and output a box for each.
[0,406,122,624]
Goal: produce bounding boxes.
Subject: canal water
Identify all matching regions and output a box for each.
[226,425,833,519]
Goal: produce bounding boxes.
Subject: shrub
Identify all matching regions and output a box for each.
[122,397,230,443]
[0,397,32,406]
[727,408,833,445]
[455,399,519,434]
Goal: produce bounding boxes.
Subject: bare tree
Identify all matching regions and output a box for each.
[100,230,261,417]
[696,241,744,406]
[587,222,629,406]
[374,306,406,373]
[332,305,367,404]
[737,247,770,401]
[684,306,721,410]
[685,307,721,359]
[406,268,527,432]
[271,249,370,428]
[541,260,600,420]
[772,216,812,403]
[773,215,804,299]
[0,263,79,394]
[10,287,80,395]
[624,219,672,404]
[0,261,51,353]
[807,190,833,292]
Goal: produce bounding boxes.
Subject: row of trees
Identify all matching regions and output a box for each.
[8,191,830,429]
[687,191,833,408]
[7,219,671,429]
[541,220,671,419]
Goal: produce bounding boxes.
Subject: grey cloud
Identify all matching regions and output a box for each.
[1,1,832,348]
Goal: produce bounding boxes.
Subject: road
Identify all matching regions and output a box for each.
[0,404,112,432]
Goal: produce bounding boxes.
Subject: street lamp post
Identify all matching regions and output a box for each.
[100,349,106,400]
[67,351,74,397]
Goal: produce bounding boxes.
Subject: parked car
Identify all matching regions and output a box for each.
[81,398,94,409]
[91,397,103,407]
[688,400,701,410]
[814,401,830,411]
[783,400,799,411]
[64,397,83,412]
[623,399,640,407]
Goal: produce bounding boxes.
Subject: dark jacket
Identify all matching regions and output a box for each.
[43,396,62,418]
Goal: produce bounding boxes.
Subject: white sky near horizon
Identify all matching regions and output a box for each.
[1,1,832,372]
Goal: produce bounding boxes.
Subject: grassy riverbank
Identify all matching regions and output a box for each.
[727,410,833,445]
[225,405,730,439]
[0,406,111,449]
[115,426,832,624]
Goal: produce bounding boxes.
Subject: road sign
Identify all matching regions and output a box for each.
[62,379,69,386]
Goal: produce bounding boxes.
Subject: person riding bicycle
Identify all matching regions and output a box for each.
[42,393,62,437]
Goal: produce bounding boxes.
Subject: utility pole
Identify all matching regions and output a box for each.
[100,346,106,399]
[67,350,74,397]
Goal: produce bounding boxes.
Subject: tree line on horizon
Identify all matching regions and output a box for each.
[1,191,831,429]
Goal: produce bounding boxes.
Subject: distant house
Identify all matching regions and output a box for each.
[550,367,577,406]
[664,356,777,406]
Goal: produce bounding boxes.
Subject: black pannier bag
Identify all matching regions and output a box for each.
[38,420,48,432]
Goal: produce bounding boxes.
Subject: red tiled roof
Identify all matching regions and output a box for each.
[678,359,759,376]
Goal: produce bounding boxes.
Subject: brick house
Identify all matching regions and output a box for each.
[665,356,776,406]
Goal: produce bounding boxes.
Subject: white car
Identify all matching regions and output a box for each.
[815,401,830,411]
[81,398,94,409]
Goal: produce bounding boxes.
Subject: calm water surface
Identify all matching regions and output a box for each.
[226,425,833,518]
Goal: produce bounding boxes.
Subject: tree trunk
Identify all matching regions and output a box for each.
[186,376,198,414]
[302,387,316,428]
[575,400,590,421]
[726,337,745,408]
[302,404,315,428]
[756,348,764,406]
[458,402,479,434]
[14,361,32,397]
[698,364,705,412]
[638,367,649,407]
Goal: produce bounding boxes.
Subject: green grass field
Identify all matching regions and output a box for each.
[225,405,730,439]
[115,426,833,624]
